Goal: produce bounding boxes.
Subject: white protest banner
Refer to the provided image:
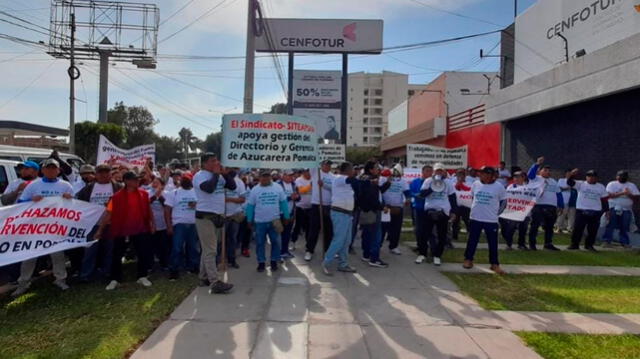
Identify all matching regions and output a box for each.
[318,144,346,163]
[456,190,473,208]
[499,186,539,222]
[0,197,104,266]
[402,168,421,185]
[292,70,342,142]
[221,114,319,169]
[406,144,467,169]
[97,135,155,169]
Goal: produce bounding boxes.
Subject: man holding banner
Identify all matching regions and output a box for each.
[499,171,536,250]
[12,159,74,296]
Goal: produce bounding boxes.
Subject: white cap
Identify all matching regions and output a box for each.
[433,163,445,171]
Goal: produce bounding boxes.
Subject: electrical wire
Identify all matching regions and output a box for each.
[0,60,57,111]
[159,0,236,44]
[407,0,506,28]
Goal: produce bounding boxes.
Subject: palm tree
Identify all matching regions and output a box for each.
[178,127,198,162]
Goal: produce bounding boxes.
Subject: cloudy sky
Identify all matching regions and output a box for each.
[0,0,536,138]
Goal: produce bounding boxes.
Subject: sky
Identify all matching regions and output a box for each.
[0,0,537,139]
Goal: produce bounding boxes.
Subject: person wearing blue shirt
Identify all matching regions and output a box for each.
[527,156,564,251]
[246,170,291,273]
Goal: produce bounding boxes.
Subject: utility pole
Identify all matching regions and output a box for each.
[68,11,77,154]
[514,0,518,19]
[98,50,110,123]
[243,0,256,114]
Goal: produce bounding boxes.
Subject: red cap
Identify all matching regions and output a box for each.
[381,169,392,177]
[181,173,193,181]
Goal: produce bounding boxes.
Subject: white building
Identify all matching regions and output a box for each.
[346,71,425,147]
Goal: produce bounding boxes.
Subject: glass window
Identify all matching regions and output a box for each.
[0,156,22,161]
[374,89,383,96]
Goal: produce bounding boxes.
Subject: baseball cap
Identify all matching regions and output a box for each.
[181,172,193,181]
[433,163,445,171]
[79,164,95,174]
[321,159,333,166]
[122,171,138,181]
[259,169,271,177]
[617,170,629,177]
[283,169,294,175]
[96,164,111,172]
[42,158,60,168]
[18,160,40,171]
[585,170,598,177]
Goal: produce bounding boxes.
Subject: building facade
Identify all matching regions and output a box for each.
[347,71,425,147]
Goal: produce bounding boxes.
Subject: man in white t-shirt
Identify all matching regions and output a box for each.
[555,169,577,233]
[165,173,200,280]
[602,170,640,248]
[13,159,74,297]
[292,169,312,250]
[497,161,511,187]
[305,160,335,261]
[567,170,608,251]
[246,170,290,272]
[321,162,358,275]
[1,160,39,206]
[278,170,299,259]
[527,157,563,251]
[76,164,122,283]
[380,168,409,255]
[192,153,235,294]
[222,172,247,268]
[418,163,457,266]
[463,166,506,274]
[73,165,96,195]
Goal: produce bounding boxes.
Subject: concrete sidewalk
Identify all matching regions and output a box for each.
[437,263,640,276]
[131,246,541,359]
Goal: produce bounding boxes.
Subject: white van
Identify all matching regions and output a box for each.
[0,145,85,171]
[0,159,20,194]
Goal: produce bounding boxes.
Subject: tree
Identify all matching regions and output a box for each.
[346,146,382,165]
[265,103,287,114]
[202,132,222,157]
[178,127,200,161]
[154,135,182,164]
[74,121,126,163]
[107,101,158,148]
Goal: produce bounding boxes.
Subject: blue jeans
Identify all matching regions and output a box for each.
[255,222,281,263]
[80,234,113,281]
[323,210,353,268]
[280,215,294,255]
[217,220,239,264]
[171,223,200,272]
[603,209,633,245]
[361,212,382,262]
[464,220,500,265]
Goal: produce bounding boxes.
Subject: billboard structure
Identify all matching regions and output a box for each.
[255,17,383,144]
[292,70,342,141]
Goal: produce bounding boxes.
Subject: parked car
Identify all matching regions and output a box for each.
[0,159,20,195]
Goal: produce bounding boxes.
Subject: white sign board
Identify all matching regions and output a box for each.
[221,114,319,169]
[0,197,104,266]
[406,144,468,169]
[292,70,343,142]
[256,18,383,54]
[515,0,640,83]
[318,144,346,163]
[97,135,155,169]
[499,186,539,222]
[402,167,421,185]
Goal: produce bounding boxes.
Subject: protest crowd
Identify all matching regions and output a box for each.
[1,151,639,296]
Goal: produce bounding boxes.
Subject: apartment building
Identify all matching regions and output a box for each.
[347,71,424,147]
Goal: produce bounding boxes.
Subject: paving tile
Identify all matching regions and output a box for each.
[252,322,308,359]
[131,320,256,359]
[266,285,308,322]
[465,328,543,359]
[362,324,488,359]
[171,286,271,322]
[309,324,368,359]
